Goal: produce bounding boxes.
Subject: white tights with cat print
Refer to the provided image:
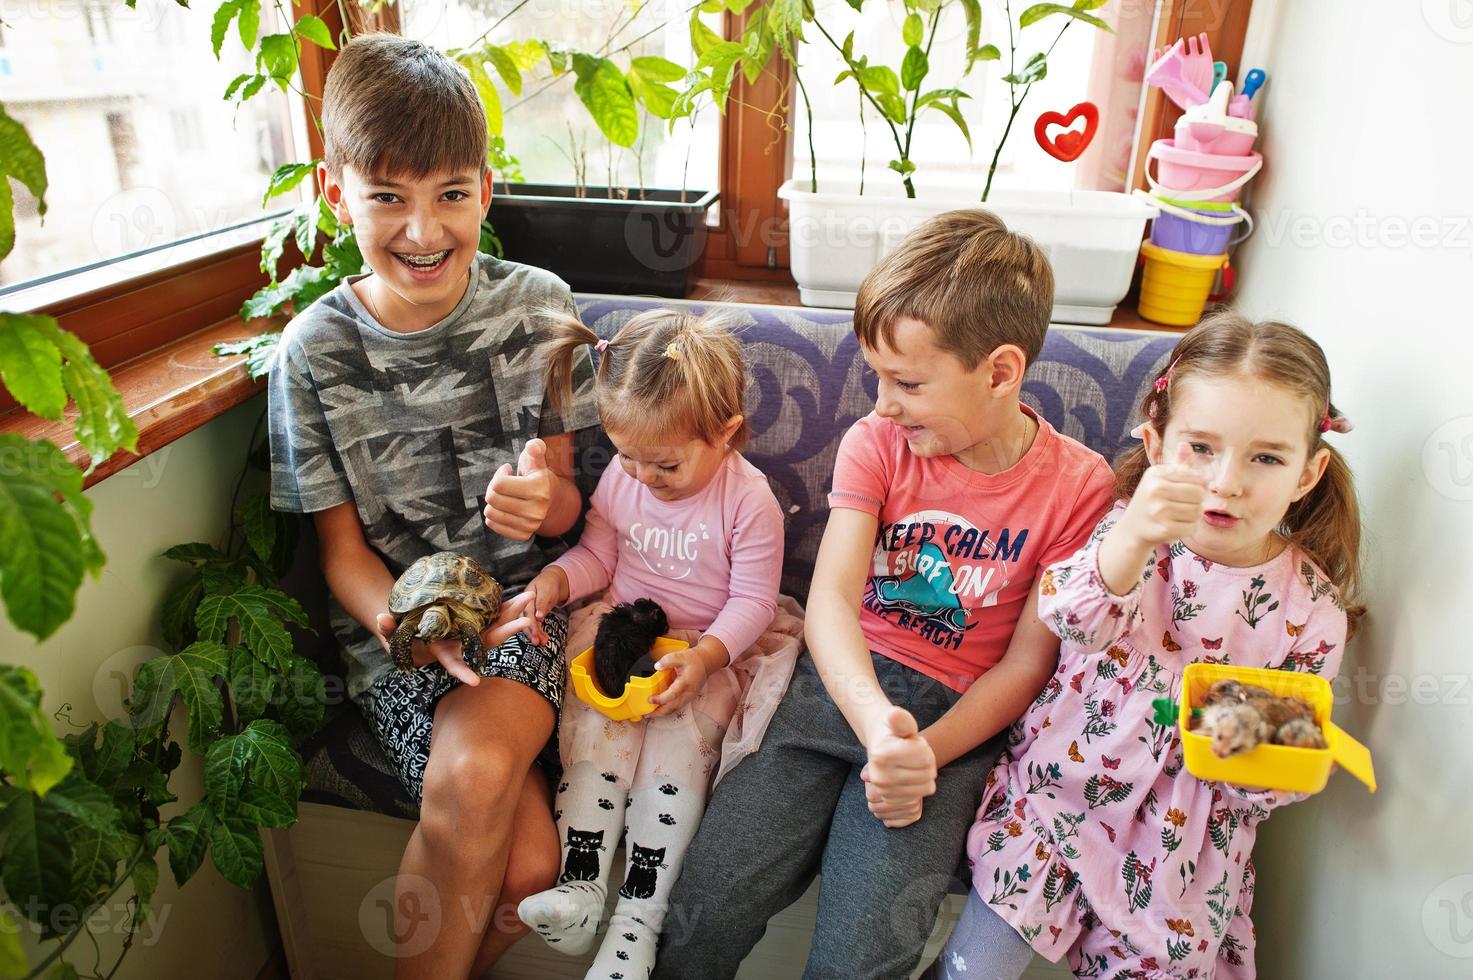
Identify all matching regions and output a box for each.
[518,603,742,980]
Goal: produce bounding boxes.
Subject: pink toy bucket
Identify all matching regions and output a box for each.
[1147,139,1262,203]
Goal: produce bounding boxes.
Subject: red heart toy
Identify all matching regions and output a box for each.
[1034,101,1100,162]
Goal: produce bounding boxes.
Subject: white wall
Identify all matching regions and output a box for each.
[0,399,275,980]
[1229,3,1473,977]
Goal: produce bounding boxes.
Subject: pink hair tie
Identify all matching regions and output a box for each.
[594,339,609,352]
[1154,354,1182,394]
[1319,407,1353,434]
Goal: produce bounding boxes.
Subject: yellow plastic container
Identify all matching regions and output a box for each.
[569,637,685,722]
[1177,663,1376,794]
[1137,241,1227,326]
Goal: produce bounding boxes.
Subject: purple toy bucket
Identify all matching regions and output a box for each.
[1140,191,1253,255]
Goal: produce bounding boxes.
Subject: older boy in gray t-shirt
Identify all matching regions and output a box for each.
[270,252,596,706]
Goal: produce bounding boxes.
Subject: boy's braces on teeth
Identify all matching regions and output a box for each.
[397,250,449,267]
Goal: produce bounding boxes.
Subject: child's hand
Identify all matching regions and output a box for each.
[375,591,537,686]
[861,707,937,829]
[483,438,553,540]
[520,567,569,646]
[1121,440,1209,548]
[648,647,712,717]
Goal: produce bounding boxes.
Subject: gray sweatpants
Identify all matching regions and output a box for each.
[653,651,1004,980]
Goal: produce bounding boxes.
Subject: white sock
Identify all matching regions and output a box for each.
[517,761,628,955]
[587,780,706,979]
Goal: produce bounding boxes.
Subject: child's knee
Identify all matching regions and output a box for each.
[421,743,528,826]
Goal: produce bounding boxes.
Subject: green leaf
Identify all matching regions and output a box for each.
[483,45,522,96]
[0,666,73,795]
[130,641,228,753]
[204,729,254,816]
[627,59,681,120]
[236,783,296,829]
[227,646,273,726]
[44,964,78,980]
[223,72,253,101]
[0,907,26,978]
[131,853,159,924]
[51,327,137,466]
[960,0,983,71]
[161,574,202,650]
[257,34,298,91]
[0,792,77,937]
[196,586,308,671]
[458,55,504,140]
[240,265,335,320]
[43,772,125,837]
[293,14,334,50]
[0,313,64,418]
[901,46,929,91]
[261,162,316,207]
[572,54,640,148]
[0,435,88,641]
[213,332,280,382]
[237,0,261,49]
[976,43,1001,62]
[162,802,214,886]
[927,100,973,151]
[689,10,723,59]
[208,815,264,887]
[502,39,547,72]
[1004,52,1048,85]
[321,231,363,282]
[240,75,267,102]
[856,64,900,100]
[888,158,918,175]
[240,719,304,801]
[163,542,229,564]
[1019,3,1111,31]
[0,107,47,256]
[277,655,325,735]
[902,12,924,46]
[210,0,241,58]
[241,493,277,563]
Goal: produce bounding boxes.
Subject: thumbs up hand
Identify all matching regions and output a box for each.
[861,706,938,829]
[483,438,554,541]
[1121,440,1209,549]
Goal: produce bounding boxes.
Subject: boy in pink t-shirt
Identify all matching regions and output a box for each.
[655,210,1115,980]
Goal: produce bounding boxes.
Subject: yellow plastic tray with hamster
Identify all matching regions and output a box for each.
[569,637,685,722]
[1173,663,1376,794]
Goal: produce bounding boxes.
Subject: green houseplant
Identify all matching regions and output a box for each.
[0,91,322,977]
[773,0,1157,323]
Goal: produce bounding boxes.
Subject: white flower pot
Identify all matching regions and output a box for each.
[778,179,1158,325]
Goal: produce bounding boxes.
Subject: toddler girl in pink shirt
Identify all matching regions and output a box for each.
[516,308,802,978]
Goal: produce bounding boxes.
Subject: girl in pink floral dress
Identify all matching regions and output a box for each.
[929,314,1364,979]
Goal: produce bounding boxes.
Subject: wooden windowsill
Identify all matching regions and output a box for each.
[0,317,276,489]
[0,284,1182,491]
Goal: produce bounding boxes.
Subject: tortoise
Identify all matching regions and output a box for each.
[387,552,504,674]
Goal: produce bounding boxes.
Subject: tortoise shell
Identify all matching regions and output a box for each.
[388,552,503,615]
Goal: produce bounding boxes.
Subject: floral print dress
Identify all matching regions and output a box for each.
[966,504,1349,978]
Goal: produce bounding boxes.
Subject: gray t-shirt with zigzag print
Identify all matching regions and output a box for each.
[268,253,598,699]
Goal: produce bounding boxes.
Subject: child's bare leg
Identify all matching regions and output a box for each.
[468,765,560,977]
[393,678,554,980]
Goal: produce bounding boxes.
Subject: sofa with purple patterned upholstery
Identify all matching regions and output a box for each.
[291,294,1179,818]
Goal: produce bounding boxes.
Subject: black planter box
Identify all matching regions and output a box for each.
[486,184,719,298]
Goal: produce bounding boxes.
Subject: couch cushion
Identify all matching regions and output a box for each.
[297,294,1178,818]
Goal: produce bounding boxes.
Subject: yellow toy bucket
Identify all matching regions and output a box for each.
[1138,241,1227,326]
[569,637,685,722]
[1173,663,1376,794]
